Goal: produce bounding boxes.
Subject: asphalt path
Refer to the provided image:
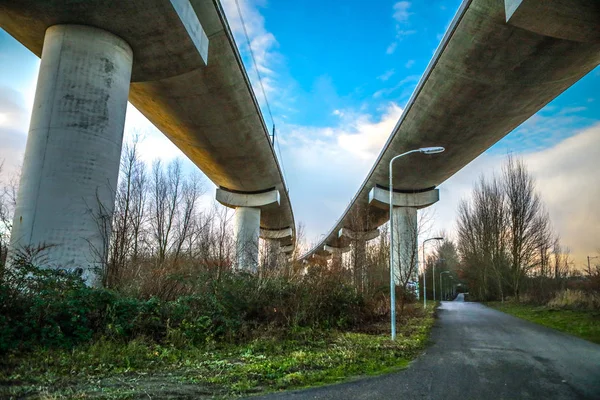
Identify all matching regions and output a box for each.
[250,294,600,399]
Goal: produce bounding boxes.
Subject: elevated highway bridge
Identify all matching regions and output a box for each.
[0,0,295,284]
[300,0,600,280]
[1,0,599,285]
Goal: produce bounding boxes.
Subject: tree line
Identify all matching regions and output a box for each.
[454,155,576,302]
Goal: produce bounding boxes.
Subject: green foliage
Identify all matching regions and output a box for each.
[0,261,371,354]
[0,309,436,398]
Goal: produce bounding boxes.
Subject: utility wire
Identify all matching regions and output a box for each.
[235,0,274,126]
[234,0,289,188]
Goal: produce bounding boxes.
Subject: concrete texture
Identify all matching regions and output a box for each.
[9,25,133,286]
[279,244,294,254]
[216,187,280,209]
[233,206,261,271]
[323,245,351,255]
[251,296,600,400]
[505,0,600,43]
[369,187,439,210]
[0,0,295,254]
[391,207,419,285]
[338,228,379,242]
[260,227,293,240]
[217,187,290,270]
[301,0,600,260]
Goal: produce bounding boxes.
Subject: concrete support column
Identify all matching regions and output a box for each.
[352,240,367,291]
[10,25,133,286]
[369,187,439,291]
[216,187,281,271]
[338,228,379,293]
[260,227,293,271]
[324,245,350,271]
[234,207,261,271]
[391,207,418,286]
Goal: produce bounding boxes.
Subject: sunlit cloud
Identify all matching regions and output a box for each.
[430,123,600,271]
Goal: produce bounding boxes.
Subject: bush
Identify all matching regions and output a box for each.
[547,289,600,311]
[0,261,374,354]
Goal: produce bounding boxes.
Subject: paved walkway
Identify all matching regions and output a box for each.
[250,295,600,399]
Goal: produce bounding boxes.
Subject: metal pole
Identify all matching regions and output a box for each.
[422,244,426,308]
[389,158,396,340]
[433,259,436,302]
[389,150,421,340]
[388,147,445,340]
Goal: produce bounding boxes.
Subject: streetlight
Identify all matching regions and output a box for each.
[440,271,450,301]
[389,146,445,340]
[587,256,599,273]
[422,237,443,308]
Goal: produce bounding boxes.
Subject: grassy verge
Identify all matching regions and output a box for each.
[488,302,600,344]
[0,306,435,399]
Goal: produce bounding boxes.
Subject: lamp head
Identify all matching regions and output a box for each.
[419,146,445,154]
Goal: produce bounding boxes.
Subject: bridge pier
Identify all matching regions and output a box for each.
[216,187,281,271]
[369,188,439,290]
[338,228,379,293]
[324,245,350,269]
[10,25,133,286]
[260,227,293,271]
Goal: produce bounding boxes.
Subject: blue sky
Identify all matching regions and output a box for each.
[1,0,599,267]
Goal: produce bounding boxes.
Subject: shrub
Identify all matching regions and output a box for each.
[547,289,600,311]
[0,261,375,354]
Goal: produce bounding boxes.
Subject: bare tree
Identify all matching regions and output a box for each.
[0,161,17,269]
[456,155,557,302]
[503,155,549,300]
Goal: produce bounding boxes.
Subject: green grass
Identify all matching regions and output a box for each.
[488,302,600,344]
[0,306,436,399]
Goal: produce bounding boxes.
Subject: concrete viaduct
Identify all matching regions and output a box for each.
[300,0,600,287]
[0,0,295,285]
[1,0,599,286]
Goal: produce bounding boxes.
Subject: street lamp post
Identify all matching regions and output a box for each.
[422,237,443,308]
[389,146,445,340]
[587,256,599,273]
[440,271,450,301]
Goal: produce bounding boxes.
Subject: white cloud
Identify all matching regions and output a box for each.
[0,87,29,174]
[392,1,412,23]
[430,123,600,271]
[278,103,404,243]
[221,0,283,111]
[386,42,397,55]
[405,60,415,68]
[377,69,396,81]
[386,2,416,55]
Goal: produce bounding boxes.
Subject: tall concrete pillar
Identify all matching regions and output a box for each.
[260,227,293,271]
[10,25,133,286]
[216,187,281,271]
[324,245,350,270]
[338,227,379,293]
[369,187,439,289]
[391,207,418,287]
[233,207,261,271]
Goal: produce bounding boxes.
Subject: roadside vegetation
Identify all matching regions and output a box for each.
[0,149,438,398]
[488,295,600,344]
[0,257,435,398]
[422,154,600,343]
